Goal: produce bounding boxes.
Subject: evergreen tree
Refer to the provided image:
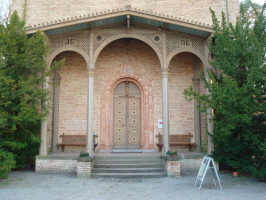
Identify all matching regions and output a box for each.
[0,12,49,171]
[185,2,266,180]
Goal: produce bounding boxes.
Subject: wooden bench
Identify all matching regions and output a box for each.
[156,133,196,152]
[57,133,98,152]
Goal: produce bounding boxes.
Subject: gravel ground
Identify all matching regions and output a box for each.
[0,171,265,200]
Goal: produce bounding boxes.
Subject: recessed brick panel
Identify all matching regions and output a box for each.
[57,52,88,145]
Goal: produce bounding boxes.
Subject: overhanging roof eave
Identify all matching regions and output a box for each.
[25,9,213,37]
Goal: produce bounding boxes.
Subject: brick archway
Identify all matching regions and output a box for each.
[93,34,163,69]
[47,46,89,68]
[94,38,162,151]
[167,48,207,70]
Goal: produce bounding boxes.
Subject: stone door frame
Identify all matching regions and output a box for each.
[113,80,141,149]
[111,77,144,149]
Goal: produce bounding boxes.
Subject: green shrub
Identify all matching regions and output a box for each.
[0,12,49,170]
[0,150,15,179]
[184,2,265,181]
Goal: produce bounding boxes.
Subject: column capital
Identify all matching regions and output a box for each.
[161,69,169,78]
[88,68,95,77]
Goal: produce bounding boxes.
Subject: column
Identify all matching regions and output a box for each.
[40,77,49,156]
[162,70,169,153]
[207,107,214,154]
[193,66,201,152]
[204,71,214,154]
[86,68,94,157]
[51,72,60,152]
[203,38,214,154]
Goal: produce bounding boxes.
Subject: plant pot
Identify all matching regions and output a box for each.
[233,171,238,177]
[170,154,176,158]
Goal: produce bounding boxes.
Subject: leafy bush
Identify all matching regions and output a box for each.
[0,150,15,179]
[0,12,49,173]
[185,2,266,181]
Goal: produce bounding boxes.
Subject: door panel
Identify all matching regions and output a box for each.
[113,81,141,148]
[127,97,140,146]
[113,97,127,147]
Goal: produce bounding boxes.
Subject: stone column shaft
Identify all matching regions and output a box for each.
[193,76,201,152]
[207,107,214,154]
[203,38,214,154]
[40,77,49,156]
[51,73,60,152]
[87,69,94,157]
[161,31,169,154]
[162,71,169,153]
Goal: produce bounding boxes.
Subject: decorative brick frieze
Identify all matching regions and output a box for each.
[49,31,90,56]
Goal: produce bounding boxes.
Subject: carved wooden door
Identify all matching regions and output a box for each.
[113,81,141,148]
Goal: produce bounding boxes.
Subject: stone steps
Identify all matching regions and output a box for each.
[93,153,166,178]
[94,160,163,165]
[93,172,166,178]
[94,163,164,168]
[93,168,164,173]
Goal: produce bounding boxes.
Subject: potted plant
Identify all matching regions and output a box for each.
[78,152,93,162]
[165,151,181,176]
[232,171,239,177]
[76,152,94,177]
[166,150,178,161]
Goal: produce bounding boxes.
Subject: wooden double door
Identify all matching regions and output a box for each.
[113,81,141,149]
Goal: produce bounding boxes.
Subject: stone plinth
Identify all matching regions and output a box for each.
[76,161,93,177]
[166,160,181,177]
[36,156,77,174]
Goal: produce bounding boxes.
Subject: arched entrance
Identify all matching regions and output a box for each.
[167,52,206,152]
[113,81,141,149]
[94,38,161,150]
[49,51,88,152]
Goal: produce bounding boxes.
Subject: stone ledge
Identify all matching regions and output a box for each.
[36,158,77,173]
[36,157,94,177]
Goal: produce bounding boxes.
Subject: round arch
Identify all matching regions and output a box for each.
[93,34,163,68]
[166,48,208,69]
[47,46,89,68]
[111,76,144,97]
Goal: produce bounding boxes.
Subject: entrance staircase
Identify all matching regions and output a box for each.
[92,153,166,178]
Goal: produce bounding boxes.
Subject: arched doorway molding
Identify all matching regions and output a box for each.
[100,76,149,149]
[93,34,163,68]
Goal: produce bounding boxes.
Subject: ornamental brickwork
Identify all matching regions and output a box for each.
[11,0,239,27]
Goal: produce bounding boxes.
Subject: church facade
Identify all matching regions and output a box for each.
[11,0,239,158]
